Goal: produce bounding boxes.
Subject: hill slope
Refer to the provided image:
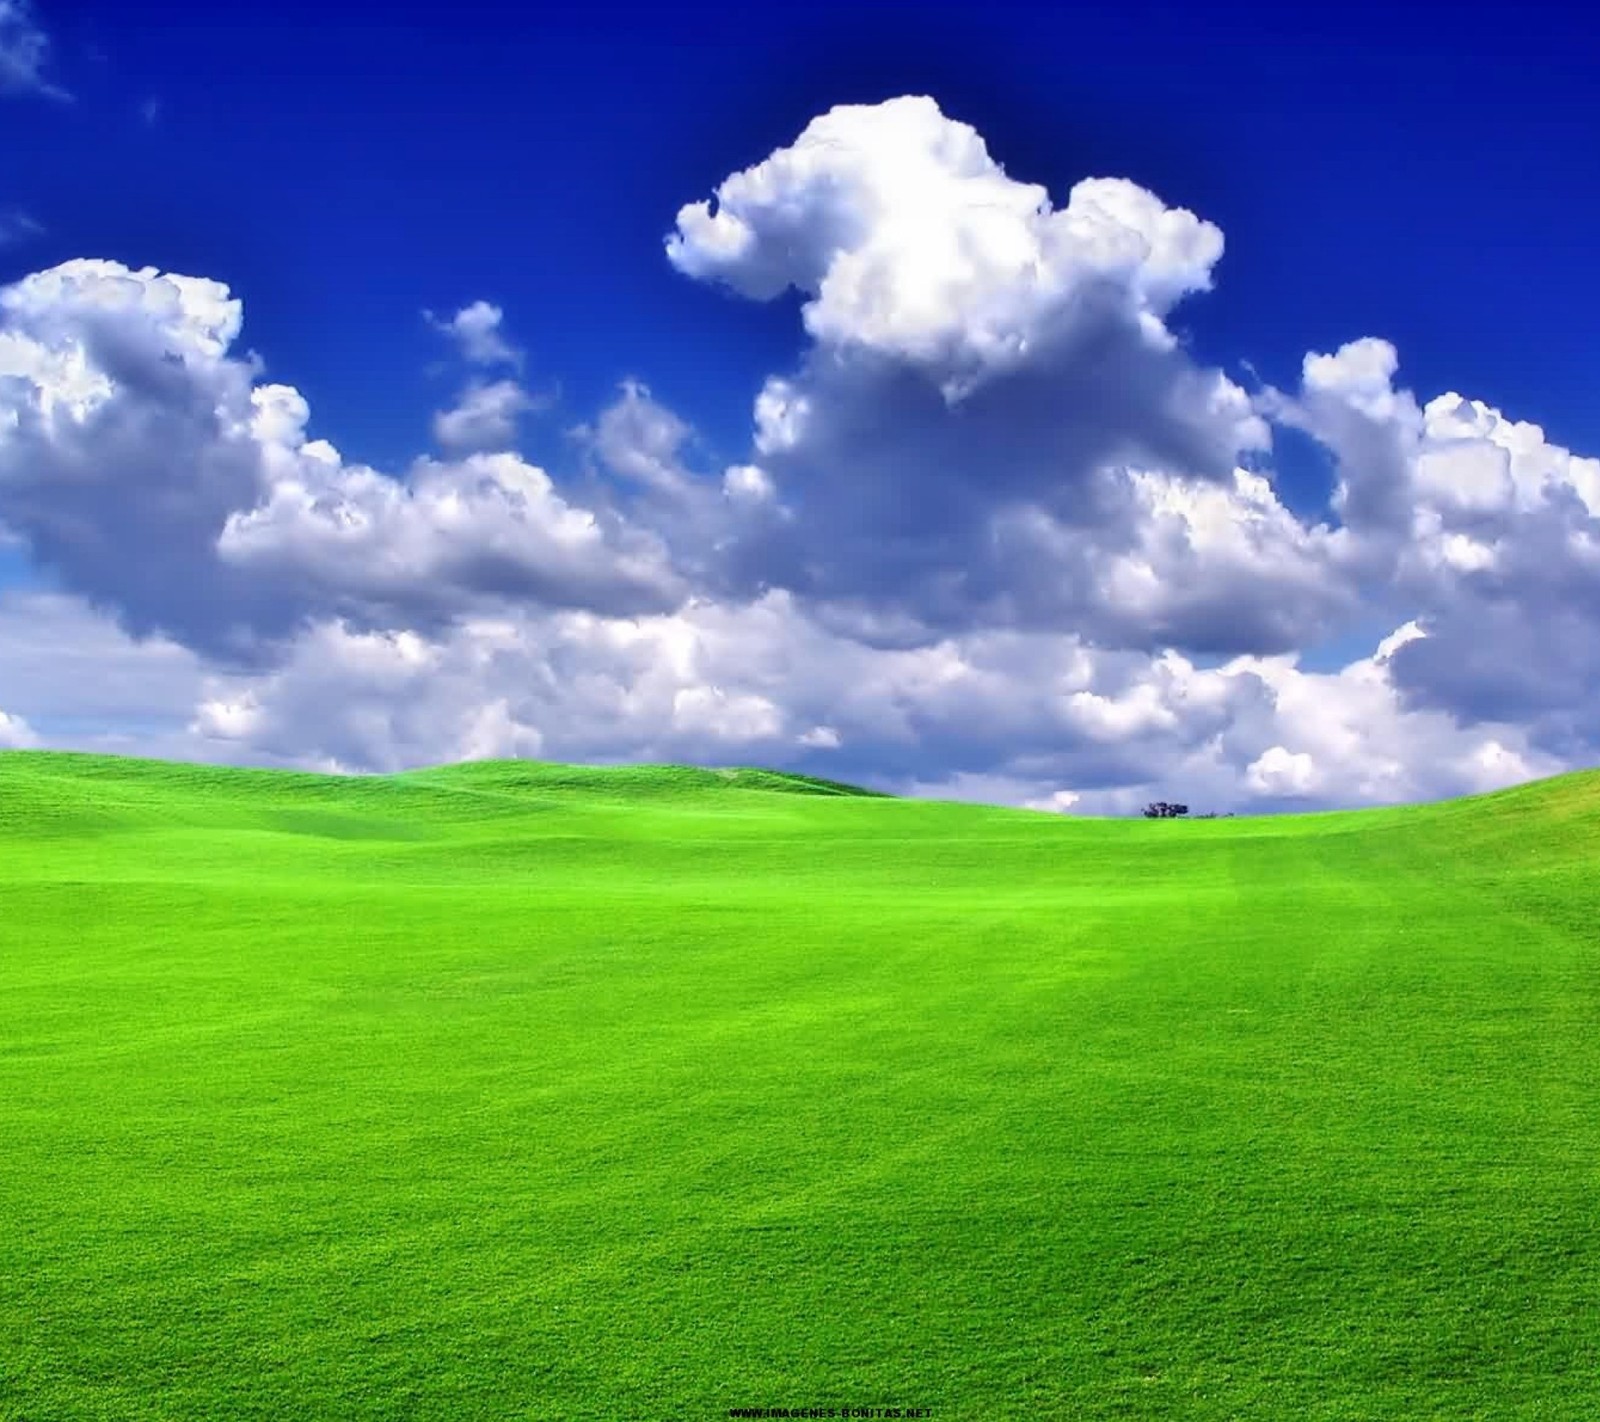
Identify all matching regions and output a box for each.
[2,751,1598,1420]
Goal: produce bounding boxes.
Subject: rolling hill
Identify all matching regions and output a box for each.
[2,750,1597,1420]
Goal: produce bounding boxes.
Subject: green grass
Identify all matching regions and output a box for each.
[2,750,1598,1420]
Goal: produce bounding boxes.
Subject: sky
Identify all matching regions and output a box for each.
[1,0,1597,814]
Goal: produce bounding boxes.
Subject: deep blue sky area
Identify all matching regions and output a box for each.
[9,0,1598,484]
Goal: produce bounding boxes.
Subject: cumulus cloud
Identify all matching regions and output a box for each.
[0,260,283,655]
[169,583,1562,820]
[0,554,1571,819]
[218,442,689,627]
[668,97,1315,651]
[424,301,547,455]
[2,99,1598,817]
[1268,339,1600,756]
[669,96,1222,394]
[1246,745,1319,798]
[425,300,522,368]
[433,378,535,453]
[0,261,694,660]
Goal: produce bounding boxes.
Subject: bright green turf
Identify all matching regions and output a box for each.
[2,750,1598,1420]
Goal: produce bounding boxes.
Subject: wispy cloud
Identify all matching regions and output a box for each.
[0,0,70,102]
[0,210,42,246]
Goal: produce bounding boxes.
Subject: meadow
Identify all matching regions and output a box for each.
[1,750,1597,1420]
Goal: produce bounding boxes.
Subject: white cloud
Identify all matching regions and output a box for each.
[151,585,1564,818]
[592,380,693,494]
[0,708,38,747]
[1302,337,1406,421]
[1023,788,1082,814]
[753,379,810,455]
[723,463,774,504]
[0,261,694,660]
[192,692,265,741]
[217,447,689,625]
[0,260,273,654]
[0,575,1571,818]
[671,684,783,742]
[1067,682,1180,742]
[669,95,1222,397]
[433,378,534,454]
[1271,339,1600,746]
[671,98,1287,651]
[1373,620,1426,663]
[425,300,522,368]
[1245,745,1319,798]
[1463,738,1536,793]
[2,100,1599,819]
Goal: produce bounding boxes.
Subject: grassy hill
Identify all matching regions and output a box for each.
[2,750,1598,1420]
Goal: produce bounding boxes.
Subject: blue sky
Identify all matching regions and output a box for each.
[1,0,1597,813]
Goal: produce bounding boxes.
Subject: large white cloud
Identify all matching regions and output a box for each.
[1270,338,1600,754]
[2,100,1598,818]
[666,98,1326,652]
[0,260,281,655]
[0,501,1572,819]
[217,438,688,627]
[0,261,695,659]
[170,590,1561,816]
[669,95,1222,395]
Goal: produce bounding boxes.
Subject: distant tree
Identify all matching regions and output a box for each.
[1141,801,1189,818]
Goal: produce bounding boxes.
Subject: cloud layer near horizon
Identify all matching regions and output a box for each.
[1,96,1595,813]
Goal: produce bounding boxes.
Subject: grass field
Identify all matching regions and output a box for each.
[2,750,1598,1420]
